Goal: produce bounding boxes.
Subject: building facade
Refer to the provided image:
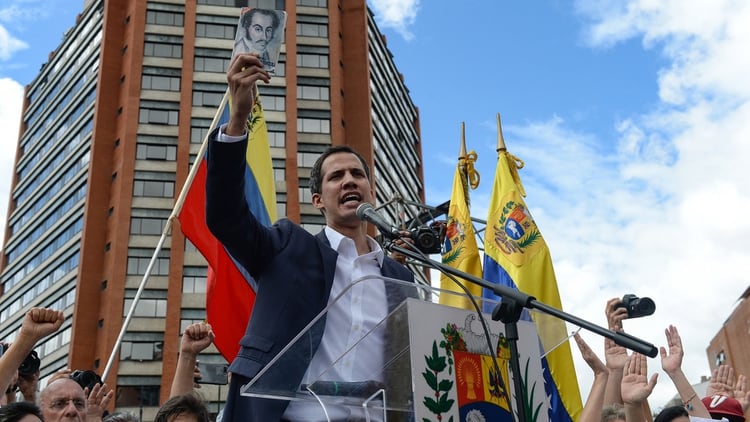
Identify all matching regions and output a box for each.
[0,0,424,418]
[706,286,750,422]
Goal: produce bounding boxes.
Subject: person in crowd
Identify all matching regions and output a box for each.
[0,308,64,400]
[234,8,282,69]
[653,405,690,422]
[573,332,610,422]
[102,411,140,422]
[206,52,415,421]
[701,395,746,422]
[154,393,209,422]
[601,404,626,422]
[169,321,215,398]
[604,297,630,407]
[659,325,710,419]
[706,364,750,415]
[620,352,658,421]
[0,401,43,422]
[39,372,113,422]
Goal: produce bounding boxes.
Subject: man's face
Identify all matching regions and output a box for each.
[247,13,274,52]
[40,379,86,422]
[312,152,373,230]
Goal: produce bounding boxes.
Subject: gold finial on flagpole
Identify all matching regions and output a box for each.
[496,113,507,152]
[459,121,467,159]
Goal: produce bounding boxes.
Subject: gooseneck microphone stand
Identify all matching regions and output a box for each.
[387,242,658,422]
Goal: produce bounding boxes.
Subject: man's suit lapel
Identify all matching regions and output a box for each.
[315,231,337,296]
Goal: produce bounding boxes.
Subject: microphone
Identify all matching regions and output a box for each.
[355,203,401,240]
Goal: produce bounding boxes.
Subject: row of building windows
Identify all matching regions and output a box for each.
[19,107,93,185]
[0,286,76,343]
[13,149,90,232]
[6,218,83,286]
[24,19,100,133]
[1,252,79,312]
[7,183,86,263]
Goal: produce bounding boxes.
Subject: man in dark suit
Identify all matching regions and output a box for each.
[206,53,415,421]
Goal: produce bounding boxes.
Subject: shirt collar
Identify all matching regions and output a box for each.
[324,226,385,266]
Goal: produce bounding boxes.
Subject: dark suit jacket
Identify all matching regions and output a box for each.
[206,131,415,421]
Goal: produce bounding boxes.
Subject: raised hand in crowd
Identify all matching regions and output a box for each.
[85,381,114,421]
[16,369,39,403]
[0,307,64,397]
[659,325,710,418]
[707,364,750,413]
[604,298,630,406]
[621,353,658,422]
[574,333,609,422]
[170,322,215,398]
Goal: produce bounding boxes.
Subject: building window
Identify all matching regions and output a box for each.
[267,130,285,147]
[120,341,164,361]
[183,267,207,293]
[192,90,224,108]
[126,248,170,275]
[196,0,235,5]
[138,101,179,125]
[196,22,235,40]
[298,85,330,101]
[191,118,213,144]
[115,385,160,407]
[194,48,231,73]
[298,0,327,7]
[261,95,285,111]
[141,69,180,91]
[136,143,177,161]
[143,40,182,58]
[297,117,330,134]
[133,179,174,198]
[122,298,168,317]
[130,216,168,235]
[297,53,328,69]
[146,10,184,27]
[297,22,328,38]
[715,350,726,366]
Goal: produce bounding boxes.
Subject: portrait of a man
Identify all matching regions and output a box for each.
[233,8,286,74]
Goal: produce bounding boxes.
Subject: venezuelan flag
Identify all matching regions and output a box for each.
[482,115,581,421]
[178,93,276,360]
[439,125,483,309]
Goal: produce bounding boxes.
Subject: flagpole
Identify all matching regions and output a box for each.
[101,88,230,381]
[496,113,506,151]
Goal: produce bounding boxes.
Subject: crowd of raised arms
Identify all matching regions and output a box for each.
[1,299,747,422]
[573,298,747,422]
[2,52,746,422]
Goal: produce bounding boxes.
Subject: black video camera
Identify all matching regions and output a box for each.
[70,369,103,391]
[616,294,656,319]
[0,344,41,377]
[409,222,444,254]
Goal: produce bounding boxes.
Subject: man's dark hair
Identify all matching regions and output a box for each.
[0,401,44,422]
[240,8,280,31]
[308,145,371,195]
[654,405,689,422]
[601,404,626,421]
[154,393,210,422]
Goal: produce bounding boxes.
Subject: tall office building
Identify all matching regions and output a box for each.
[0,0,424,418]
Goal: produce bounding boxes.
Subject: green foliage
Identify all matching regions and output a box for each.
[422,340,455,421]
[520,358,543,422]
[441,246,463,265]
[518,229,541,248]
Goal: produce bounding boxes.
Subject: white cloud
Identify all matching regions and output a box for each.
[0,77,23,242]
[0,23,28,60]
[561,0,750,410]
[368,0,420,40]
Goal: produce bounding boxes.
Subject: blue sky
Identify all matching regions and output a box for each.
[3,0,750,411]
